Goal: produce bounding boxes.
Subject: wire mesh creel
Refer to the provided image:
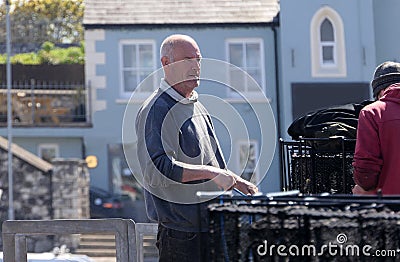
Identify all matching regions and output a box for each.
[208,195,400,262]
[280,137,356,194]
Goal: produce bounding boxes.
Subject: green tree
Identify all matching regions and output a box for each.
[0,0,84,45]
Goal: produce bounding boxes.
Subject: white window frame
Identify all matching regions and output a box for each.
[310,6,346,77]
[225,38,266,98]
[37,143,59,162]
[119,39,157,99]
[319,18,336,66]
[236,140,259,184]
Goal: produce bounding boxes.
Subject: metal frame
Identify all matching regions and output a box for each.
[2,219,158,262]
[135,223,158,261]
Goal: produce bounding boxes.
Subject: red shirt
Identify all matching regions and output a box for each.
[353,83,400,195]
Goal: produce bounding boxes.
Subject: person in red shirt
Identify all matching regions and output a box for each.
[353,61,400,195]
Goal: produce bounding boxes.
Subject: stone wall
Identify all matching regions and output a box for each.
[52,159,90,220]
[51,159,90,251]
[0,152,52,222]
[0,154,90,252]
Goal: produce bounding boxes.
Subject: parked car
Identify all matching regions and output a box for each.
[89,187,124,218]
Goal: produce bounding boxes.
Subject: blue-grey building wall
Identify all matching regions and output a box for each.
[279,0,376,138]
[372,0,400,64]
[12,137,83,159]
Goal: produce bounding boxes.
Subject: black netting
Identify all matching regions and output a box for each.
[280,138,356,194]
[208,196,400,262]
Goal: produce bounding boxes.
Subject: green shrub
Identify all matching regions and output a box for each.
[0,41,85,65]
[12,52,41,65]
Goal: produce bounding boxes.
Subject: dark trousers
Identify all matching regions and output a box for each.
[156,224,209,262]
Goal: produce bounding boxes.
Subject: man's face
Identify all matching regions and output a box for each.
[167,41,202,90]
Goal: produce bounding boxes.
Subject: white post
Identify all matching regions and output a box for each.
[6,0,14,220]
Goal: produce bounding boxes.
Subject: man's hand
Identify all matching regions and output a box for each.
[352,184,376,195]
[234,177,259,195]
[226,170,259,195]
[208,166,237,191]
[213,173,236,191]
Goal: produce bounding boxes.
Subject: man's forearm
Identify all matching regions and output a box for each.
[176,161,259,194]
[176,161,239,191]
[175,161,223,182]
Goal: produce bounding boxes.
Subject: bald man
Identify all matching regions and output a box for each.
[135,34,258,261]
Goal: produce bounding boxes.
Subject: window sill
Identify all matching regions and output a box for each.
[116,98,146,104]
[224,97,272,104]
[116,97,272,104]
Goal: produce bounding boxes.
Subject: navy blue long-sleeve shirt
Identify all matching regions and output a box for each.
[135,80,226,232]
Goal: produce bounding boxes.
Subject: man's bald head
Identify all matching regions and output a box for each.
[160,34,199,62]
[159,34,202,97]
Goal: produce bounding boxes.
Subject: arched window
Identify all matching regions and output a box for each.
[320,18,335,64]
[311,6,346,77]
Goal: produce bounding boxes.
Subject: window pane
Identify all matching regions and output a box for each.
[123,45,136,67]
[121,42,156,94]
[139,69,153,83]
[322,46,334,63]
[239,143,257,171]
[139,44,153,68]
[239,144,249,170]
[247,69,262,91]
[124,70,138,92]
[246,143,257,171]
[229,43,243,67]
[227,40,264,95]
[229,67,245,92]
[139,73,155,93]
[320,19,334,42]
[246,43,261,67]
[41,147,57,162]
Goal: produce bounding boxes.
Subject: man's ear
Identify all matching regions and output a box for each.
[161,56,169,66]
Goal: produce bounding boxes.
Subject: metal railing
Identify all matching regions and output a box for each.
[2,219,158,262]
[135,223,158,260]
[0,80,91,127]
